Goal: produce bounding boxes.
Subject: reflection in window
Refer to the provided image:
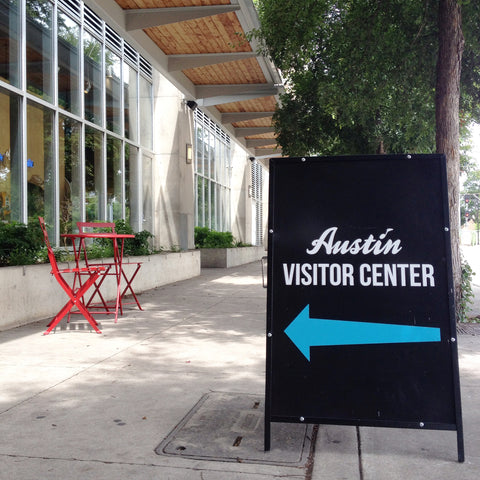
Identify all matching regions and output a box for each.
[125,143,139,227]
[59,115,81,238]
[26,0,53,102]
[85,126,103,221]
[84,32,102,125]
[1,2,154,242]
[195,126,204,176]
[27,101,54,224]
[57,12,80,114]
[139,75,152,149]
[106,49,121,134]
[0,87,21,222]
[0,1,21,86]
[123,64,138,141]
[107,135,122,220]
[142,154,152,233]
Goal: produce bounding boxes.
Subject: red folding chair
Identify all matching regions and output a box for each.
[38,217,106,335]
[77,222,143,313]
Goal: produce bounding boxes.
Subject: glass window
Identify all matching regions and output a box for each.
[85,126,103,221]
[196,176,204,227]
[58,115,81,237]
[139,75,152,149]
[26,0,53,102]
[0,1,21,86]
[105,49,121,134]
[142,153,152,233]
[125,143,139,227]
[83,32,102,125]
[57,12,80,114]
[194,111,231,231]
[0,87,21,222]
[123,63,138,141]
[106,135,122,220]
[27,101,54,223]
[210,182,216,230]
[194,126,203,175]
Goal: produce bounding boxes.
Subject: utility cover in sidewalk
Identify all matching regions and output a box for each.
[156,392,314,466]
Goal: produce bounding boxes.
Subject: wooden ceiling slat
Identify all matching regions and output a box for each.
[117,1,232,8]
[144,13,249,55]
[114,0,280,151]
[184,58,266,85]
[216,97,277,113]
[233,117,274,128]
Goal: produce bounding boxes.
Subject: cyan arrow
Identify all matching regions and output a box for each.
[284,305,441,361]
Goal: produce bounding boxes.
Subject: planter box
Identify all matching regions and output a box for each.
[200,246,266,268]
[0,250,200,332]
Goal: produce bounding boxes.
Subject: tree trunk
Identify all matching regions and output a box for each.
[435,0,464,320]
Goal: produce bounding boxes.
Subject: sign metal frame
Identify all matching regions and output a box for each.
[264,154,464,462]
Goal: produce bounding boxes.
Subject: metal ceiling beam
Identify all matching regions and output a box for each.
[196,84,278,99]
[197,92,276,107]
[235,127,275,138]
[125,5,241,31]
[195,83,278,106]
[255,148,283,158]
[246,138,277,148]
[168,52,257,71]
[221,111,275,124]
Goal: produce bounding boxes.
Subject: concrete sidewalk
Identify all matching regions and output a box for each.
[0,262,479,480]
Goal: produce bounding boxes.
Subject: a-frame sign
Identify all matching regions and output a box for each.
[265,154,464,462]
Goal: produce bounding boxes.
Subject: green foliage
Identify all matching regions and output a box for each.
[0,221,44,266]
[194,227,235,248]
[88,219,154,257]
[115,219,154,256]
[254,0,480,156]
[0,220,155,266]
[459,258,474,323]
[194,227,210,248]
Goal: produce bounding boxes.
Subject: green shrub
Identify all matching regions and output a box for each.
[459,258,474,323]
[204,230,234,248]
[194,226,210,248]
[0,221,44,266]
[194,227,235,248]
[89,219,154,257]
[0,219,155,266]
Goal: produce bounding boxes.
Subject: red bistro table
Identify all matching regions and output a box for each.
[62,232,136,322]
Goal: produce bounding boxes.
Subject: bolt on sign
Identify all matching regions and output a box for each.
[264,155,464,462]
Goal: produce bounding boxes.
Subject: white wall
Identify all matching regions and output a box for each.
[229,142,251,244]
[150,72,195,251]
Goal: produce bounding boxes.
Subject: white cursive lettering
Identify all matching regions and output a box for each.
[306,227,402,256]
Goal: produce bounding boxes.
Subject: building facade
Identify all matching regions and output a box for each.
[0,0,279,251]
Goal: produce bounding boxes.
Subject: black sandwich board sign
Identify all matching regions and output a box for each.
[264,154,464,462]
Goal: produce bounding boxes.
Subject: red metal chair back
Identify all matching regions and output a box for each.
[38,216,60,275]
[77,222,116,233]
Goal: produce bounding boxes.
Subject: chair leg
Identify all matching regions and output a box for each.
[44,273,102,335]
[120,264,143,310]
[84,265,114,312]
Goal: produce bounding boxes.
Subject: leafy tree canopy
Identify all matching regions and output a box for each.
[254,0,480,157]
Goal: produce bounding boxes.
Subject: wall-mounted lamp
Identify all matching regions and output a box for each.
[186,100,197,110]
[186,143,193,164]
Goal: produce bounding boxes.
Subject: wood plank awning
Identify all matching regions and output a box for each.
[113,0,282,157]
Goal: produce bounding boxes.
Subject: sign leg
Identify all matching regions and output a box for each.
[457,426,465,463]
[264,416,271,451]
